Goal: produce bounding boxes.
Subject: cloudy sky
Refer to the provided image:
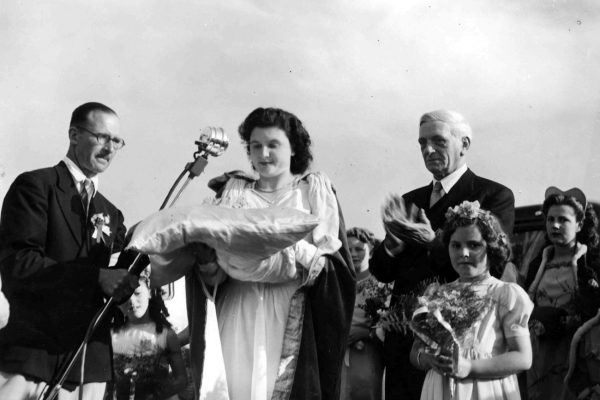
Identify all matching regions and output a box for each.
[1,0,599,326]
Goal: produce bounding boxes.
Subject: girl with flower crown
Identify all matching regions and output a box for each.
[105,268,187,400]
[525,187,600,400]
[409,201,533,400]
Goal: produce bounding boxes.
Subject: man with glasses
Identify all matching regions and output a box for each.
[0,102,138,400]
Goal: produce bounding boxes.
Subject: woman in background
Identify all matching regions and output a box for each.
[340,227,385,400]
[525,187,600,400]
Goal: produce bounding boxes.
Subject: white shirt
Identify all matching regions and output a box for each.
[431,163,468,197]
[62,156,99,197]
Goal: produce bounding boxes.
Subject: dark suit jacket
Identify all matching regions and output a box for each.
[0,161,126,386]
[371,168,514,290]
[369,168,514,399]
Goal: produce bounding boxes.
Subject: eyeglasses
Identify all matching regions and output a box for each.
[76,126,126,149]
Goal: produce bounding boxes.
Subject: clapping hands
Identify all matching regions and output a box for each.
[382,194,436,247]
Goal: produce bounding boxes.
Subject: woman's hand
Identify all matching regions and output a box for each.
[451,345,472,379]
[419,347,471,379]
[421,351,453,376]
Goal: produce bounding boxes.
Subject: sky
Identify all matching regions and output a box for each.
[1,0,599,328]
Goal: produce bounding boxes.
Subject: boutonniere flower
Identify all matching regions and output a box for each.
[90,213,112,244]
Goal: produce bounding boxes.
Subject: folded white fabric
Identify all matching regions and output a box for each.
[127,204,320,260]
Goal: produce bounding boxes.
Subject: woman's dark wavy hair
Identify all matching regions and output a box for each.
[238,107,313,175]
[112,285,172,334]
[347,227,379,249]
[542,194,600,251]
[441,210,512,277]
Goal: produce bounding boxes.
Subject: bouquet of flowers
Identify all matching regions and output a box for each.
[408,281,494,397]
[358,278,435,336]
[356,277,393,327]
[409,281,493,355]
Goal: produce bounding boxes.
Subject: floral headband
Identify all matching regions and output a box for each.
[445,201,508,244]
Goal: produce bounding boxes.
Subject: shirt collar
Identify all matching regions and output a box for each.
[62,156,99,196]
[432,163,467,194]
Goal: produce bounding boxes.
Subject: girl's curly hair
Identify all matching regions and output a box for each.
[441,201,512,277]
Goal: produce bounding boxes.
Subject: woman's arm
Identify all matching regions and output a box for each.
[410,335,532,379]
[156,329,188,399]
[455,335,532,379]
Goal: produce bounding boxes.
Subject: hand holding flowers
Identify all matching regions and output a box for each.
[410,281,493,379]
[417,345,472,379]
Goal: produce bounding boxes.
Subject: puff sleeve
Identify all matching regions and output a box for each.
[499,282,534,338]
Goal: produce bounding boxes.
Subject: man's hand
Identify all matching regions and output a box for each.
[382,228,406,256]
[98,268,139,302]
[88,244,112,269]
[382,195,436,246]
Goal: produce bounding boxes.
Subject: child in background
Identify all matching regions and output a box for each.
[106,268,187,400]
[340,227,385,400]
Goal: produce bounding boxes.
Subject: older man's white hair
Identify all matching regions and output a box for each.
[419,110,473,141]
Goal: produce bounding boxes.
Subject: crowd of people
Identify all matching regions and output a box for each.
[0,102,598,400]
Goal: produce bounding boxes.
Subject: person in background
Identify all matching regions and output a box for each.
[370,109,515,399]
[340,227,385,400]
[0,102,138,400]
[525,187,600,400]
[107,268,187,400]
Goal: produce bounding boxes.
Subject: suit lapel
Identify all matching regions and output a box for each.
[55,162,86,247]
[442,169,475,206]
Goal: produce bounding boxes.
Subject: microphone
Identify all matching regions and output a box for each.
[162,127,230,209]
[196,126,229,158]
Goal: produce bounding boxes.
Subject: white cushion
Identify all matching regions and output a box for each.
[127,204,319,259]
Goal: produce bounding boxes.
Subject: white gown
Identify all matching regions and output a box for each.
[419,276,533,400]
[213,173,341,400]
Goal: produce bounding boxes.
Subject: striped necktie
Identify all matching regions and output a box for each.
[80,178,94,215]
[430,181,444,207]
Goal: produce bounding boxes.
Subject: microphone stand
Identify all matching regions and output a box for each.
[42,128,229,400]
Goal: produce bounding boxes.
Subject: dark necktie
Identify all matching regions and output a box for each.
[80,179,94,216]
[430,181,444,207]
